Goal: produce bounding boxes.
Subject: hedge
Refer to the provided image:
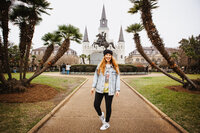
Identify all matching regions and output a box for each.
[70,64,145,72]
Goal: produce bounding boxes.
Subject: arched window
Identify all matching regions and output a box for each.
[136,58,140,62]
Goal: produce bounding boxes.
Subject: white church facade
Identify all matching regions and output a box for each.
[82,5,125,64]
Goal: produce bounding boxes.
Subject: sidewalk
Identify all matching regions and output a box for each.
[36,74,180,133]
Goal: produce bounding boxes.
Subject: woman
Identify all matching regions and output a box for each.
[91,49,120,130]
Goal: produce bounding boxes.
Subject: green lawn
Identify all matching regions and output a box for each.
[123,74,200,133]
[0,73,86,133]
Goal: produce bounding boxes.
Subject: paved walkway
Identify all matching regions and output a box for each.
[37,73,179,133]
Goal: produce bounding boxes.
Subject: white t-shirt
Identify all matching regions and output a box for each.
[66,65,71,70]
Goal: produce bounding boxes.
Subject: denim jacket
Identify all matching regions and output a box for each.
[92,64,120,96]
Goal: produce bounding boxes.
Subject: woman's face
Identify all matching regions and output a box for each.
[105,53,112,63]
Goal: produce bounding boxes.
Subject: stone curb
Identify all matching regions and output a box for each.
[121,78,188,133]
[28,78,89,133]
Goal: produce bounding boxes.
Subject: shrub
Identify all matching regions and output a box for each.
[70,64,145,72]
[118,64,138,72]
[70,64,97,72]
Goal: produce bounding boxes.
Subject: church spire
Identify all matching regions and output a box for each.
[83,26,89,42]
[100,5,108,28]
[118,26,124,42]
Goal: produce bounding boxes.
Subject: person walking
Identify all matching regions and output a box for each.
[66,64,71,75]
[61,63,66,74]
[91,49,120,130]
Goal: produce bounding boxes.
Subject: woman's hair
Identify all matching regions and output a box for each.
[97,56,120,75]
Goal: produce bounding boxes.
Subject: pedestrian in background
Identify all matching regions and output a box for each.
[62,63,66,74]
[66,64,71,75]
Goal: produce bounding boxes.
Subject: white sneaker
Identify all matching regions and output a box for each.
[100,122,110,130]
[99,112,105,124]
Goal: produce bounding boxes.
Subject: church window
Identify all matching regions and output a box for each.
[121,55,123,59]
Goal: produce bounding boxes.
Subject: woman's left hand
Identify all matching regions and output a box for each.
[116,91,120,97]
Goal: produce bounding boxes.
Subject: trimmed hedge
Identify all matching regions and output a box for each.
[70,64,97,72]
[70,64,145,72]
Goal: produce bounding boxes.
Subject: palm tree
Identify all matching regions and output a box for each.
[10,5,29,80]
[0,0,12,80]
[87,54,91,64]
[26,24,82,83]
[34,32,61,73]
[31,55,36,71]
[80,54,87,64]
[126,23,184,84]
[10,0,51,79]
[0,37,7,87]
[128,0,197,89]
[0,0,52,92]
[22,0,51,79]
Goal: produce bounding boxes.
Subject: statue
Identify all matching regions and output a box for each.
[92,32,115,49]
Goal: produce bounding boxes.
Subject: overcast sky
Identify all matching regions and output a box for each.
[8,0,200,56]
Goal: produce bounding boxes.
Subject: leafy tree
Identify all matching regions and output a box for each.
[170,52,179,64]
[179,35,200,68]
[128,0,198,90]
[8,43,20,68]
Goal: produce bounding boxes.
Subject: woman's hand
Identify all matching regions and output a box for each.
[116,91,120,97]
[91,88,95,95]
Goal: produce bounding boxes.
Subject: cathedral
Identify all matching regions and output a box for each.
[82,5,125,64]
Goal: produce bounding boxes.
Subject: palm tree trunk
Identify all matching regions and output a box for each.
[0,0,12,80]
[35,44,54,73]
[23,23,35,79]
[0,60,7,86]
[19,23,28,80]
[82,58,85,64]
[0,44,8,90]
[134,33,184,84]
[26,39,70,83]
[141,0,197,89]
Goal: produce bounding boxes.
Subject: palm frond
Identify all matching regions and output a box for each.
[128,3,140,14]
[42,32,62,46]
[126,23,144,34]
[57,24,82,43]
[150,1,159,9]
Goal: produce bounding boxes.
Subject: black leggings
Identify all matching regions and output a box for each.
[94,92,114,122]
